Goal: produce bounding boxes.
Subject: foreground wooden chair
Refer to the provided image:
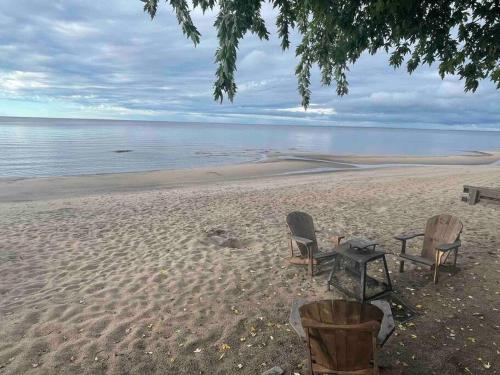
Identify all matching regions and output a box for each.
[395,214,463,284]
[300,300,383,375]
[286,211,343,277]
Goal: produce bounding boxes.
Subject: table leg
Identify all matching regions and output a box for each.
[361,263,367,302]
[382,255,393,291]
[327,255,338,291]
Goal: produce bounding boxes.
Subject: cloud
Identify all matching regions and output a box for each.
[238,79,272,92]
[0,0,498,129]
[275,105,337,116]
[369,91,417,104]
[0,71,49,91]
[77,103,158,117]
[52,21,98,38]
[437,81,465,97]
[240,50,268,70]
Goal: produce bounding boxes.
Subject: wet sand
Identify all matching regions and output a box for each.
[1,151,499,202]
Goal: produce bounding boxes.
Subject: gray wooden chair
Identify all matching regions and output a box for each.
[286,211,342,277]
[395,214,463,284]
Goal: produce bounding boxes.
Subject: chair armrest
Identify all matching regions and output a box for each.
[330,234,345,246]
[290,235,314,246]
[394,232,424,241]
[436,240,461,252]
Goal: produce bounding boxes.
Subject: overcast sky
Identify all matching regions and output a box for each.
[0,0,499,129]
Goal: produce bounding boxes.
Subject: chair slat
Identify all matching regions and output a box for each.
[286,211,318,257]
[300,300,382,374]
[421,214,463,262]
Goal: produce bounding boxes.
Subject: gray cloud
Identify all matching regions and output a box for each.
[0,0,498,129]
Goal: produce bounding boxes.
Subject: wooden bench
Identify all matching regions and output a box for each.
[463,185,500,205]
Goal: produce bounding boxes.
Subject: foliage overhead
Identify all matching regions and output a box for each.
[142,0,500,108]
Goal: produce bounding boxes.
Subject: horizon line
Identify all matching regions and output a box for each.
[0,114,499,133]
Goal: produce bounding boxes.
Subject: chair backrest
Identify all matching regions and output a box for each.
[300,300,383,373]
[286,211,318,257]
[422,214,463,262]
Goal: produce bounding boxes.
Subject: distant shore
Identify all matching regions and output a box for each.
[0,151,499,202]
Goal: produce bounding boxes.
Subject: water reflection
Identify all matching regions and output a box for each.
[0,118,499,177]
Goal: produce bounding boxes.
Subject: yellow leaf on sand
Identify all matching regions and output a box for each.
[250,326,257,336]
[220,343,231,352]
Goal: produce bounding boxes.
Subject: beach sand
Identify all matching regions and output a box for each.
[0,162,499,374]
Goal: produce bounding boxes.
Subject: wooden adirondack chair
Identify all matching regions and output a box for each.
[300,300,383,375]
[395,214,463,284]
[286,211,343,277]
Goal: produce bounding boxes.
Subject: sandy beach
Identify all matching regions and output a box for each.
[1,160,499,374]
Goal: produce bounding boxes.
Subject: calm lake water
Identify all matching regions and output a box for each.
[1,117,500,177]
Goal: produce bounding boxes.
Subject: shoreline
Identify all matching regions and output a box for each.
[266,149,500,165]
[1,151,499,202]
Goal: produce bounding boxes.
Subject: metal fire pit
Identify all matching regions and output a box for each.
[327,239,393,302]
